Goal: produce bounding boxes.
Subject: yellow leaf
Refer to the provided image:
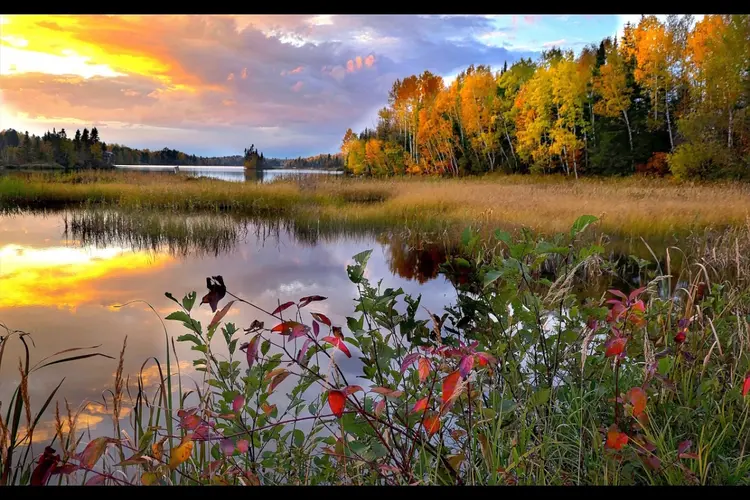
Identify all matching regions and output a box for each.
[151,436,167,461]
[169,438,194,470]
[141,472,158,485]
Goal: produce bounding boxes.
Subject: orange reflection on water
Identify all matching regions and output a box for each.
[0,244,173,309]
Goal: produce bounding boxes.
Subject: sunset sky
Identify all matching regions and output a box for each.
[0,14,661,158]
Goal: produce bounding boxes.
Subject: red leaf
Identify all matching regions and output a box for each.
[628,286,647,303]
[299,295,327,308]
[296,338,313,365]
[312,321,320,338]
[332,326,344,339]
[237,439,249,453]
[232,395,245,413]
[370,387,404,398]
[423,412,441,436]
[677,440,692,455]
[743,373,750,397]
[310,312,332,327]
[272,301,296,316]
[441,370,461,405]
[604,336,627,358]
[608,289,629,301]
[374,399,386,417]
[475,352,495,367]
[627,387,647,417]
[321,336,351,358]
[201,276,226,313]
[261,402,276,415]
[31,447,60,486]
[178,409,202,431]
[208,300,235,330]
[411,397,428,414]
[78,437,118,468]
[271,321,305,336]
[244,334,260,369]
[343,385,364,396]
[269,371,290,393]
[605,425,629,450]
[400,352,420,374]
[85,474,107,486]
[418,357,431,383]
[220,439,235,456]
[459,355,474,379]
[328,390,346,418]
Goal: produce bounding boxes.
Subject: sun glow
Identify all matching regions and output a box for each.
[0,244,173,309]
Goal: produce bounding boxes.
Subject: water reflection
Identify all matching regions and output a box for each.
[0,209,457,452]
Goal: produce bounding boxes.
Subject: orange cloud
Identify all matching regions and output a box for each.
[0,15,222,92]
[355,56,363,69]
[364,54,375,67]
[346,59,355,72]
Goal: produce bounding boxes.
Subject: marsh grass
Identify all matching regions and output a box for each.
[3,171,750,238]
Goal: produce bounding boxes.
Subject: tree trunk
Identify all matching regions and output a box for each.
[728,107,733,149]
[666,89,674,151]
[622,109,634,152]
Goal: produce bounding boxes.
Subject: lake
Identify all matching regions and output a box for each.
[0,209,456,447]
[113,165,343,183]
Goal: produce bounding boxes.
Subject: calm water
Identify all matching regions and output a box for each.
[0,210,455,447]
[114,165,343,183]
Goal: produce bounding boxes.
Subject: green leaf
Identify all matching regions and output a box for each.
[483,270,502,288]
[530,387,551,408]
[261,340,271,356]
[461,227,472,247]
[165,311,192,323]
[182,291,197,312]
[353,249,373,266]
[494,229,512,245]
[176,334,202,346]
[570,215,598,239]
[165,292,180,306]
[293,429,305,447]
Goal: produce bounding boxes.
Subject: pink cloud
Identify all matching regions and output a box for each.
[523,15,539,24]
[346,59,355,73]
[291,81,304,92]
[290,66,304,74]
[364,54,375,67]
[227,72,235,81]
[355,56,363,70]
[240,67,248,79]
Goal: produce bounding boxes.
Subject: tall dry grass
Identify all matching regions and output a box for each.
[2,171,750,238]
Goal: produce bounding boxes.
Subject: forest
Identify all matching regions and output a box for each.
[341,15,750,180]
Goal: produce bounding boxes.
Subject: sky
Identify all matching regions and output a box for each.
[0,14,674,158]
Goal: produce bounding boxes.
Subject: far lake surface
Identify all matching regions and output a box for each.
[114,165,343,183]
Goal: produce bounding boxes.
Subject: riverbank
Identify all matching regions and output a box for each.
[1,170,749,238]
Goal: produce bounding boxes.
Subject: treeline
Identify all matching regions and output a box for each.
[284,153,344,170]
[0,127,278,168]
[341,15,750,180]
[0,127,111,168]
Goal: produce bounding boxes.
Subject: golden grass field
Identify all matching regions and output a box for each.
[2,170,750,238]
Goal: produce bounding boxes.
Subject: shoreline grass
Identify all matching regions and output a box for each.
[2,171,750,239]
